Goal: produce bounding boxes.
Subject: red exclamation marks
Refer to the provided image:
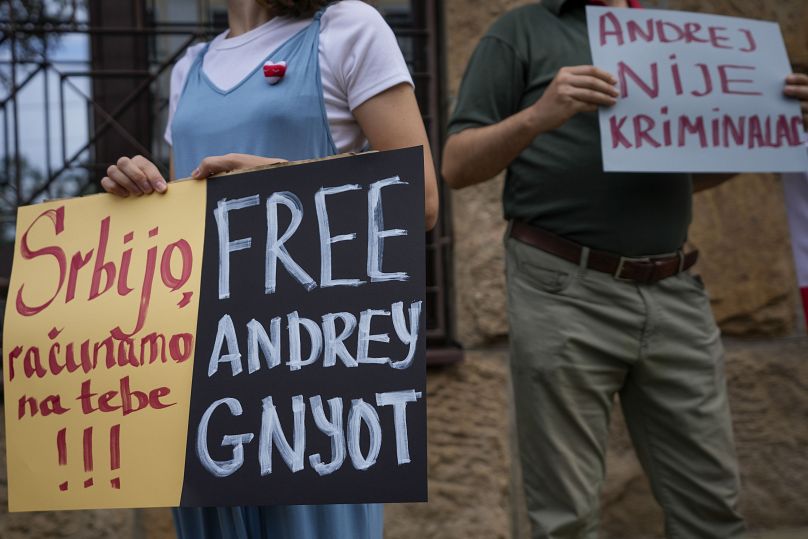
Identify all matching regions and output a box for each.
[56,425,122,491]
[57,428,68,492]
[83,427,94,488]
[110,424,121,489]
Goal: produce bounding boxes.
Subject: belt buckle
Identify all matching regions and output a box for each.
[614,256,650,282]
[676,250,686,274]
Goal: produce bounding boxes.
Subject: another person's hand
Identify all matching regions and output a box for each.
[101,155,167,197]
[784,73,808,132]
[191,153,287,179]
[531,65,618,132]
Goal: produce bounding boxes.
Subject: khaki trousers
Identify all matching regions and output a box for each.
[505,237,745,539]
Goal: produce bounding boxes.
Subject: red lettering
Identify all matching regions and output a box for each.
[617,61,659,99]
[63,342,83,375]
[178,291,193,308]
[708,26,731,49]
[711,115,721,147]
[723,115,746,146]
[89,216,116,300]
[599,11,623,46]
[78,379,99,414]
[739,29,757,53]
[117,245,135,295]
[8,345,23,381]
[748,116,766,148]
[661,107,672,145]
[79,376,174,416]
[48,327,65,376]
[774,115,791,148]
[790,116,803,145]
[149,386,175,410]
[161,239,193,291]
[609,115,633,148]
[120,375,150,416]
[40,394,69,416]
[80,340,94,373]
[94,336,115,369]
[718,65,762,96]
[98,390,121,413]
[683,23,709,44]
[669,55,683,95]
[601,17,755,52]
[18,395,38,418]
[24,347,47,379]
[169,333,194,363]
[678,116,708,148]
[626,19,654,43]
[764,115,775,147]
[17,394,69,418]
[110,242,157,340]
[633,115,661,148]
[656,21,684,43]
[65,249,93,302]
[141,332,168,364]
[15,206,66,316]
[116,337,140,368]
[691,64,713,97]
[17,210,196,323]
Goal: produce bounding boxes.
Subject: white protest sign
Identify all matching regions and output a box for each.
[782,141,808,331]
[586,6,808,172]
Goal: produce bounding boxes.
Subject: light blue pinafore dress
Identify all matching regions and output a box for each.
[169,8,384,539]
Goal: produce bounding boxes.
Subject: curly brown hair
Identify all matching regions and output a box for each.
[256,0,335,18]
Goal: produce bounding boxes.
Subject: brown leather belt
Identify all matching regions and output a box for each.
[509,221,698,285]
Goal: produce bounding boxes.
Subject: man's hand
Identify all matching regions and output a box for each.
[191,153,287,179]
[693,73,808,195]
[101,155,167,197]
[784,73,808,132]
[530,65,619,132]
[443,65,619,189]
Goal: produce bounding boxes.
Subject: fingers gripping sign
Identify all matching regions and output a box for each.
[533,65,619,132]
[101,155,167,197]
[784,72,808,132]
[101,154,287,198]
[191,154,288,179]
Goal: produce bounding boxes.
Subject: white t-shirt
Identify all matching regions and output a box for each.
[164,0,413,153]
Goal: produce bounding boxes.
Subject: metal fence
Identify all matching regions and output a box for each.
[0,0,458,358]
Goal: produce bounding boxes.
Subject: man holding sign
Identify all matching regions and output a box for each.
[442,0,808,537]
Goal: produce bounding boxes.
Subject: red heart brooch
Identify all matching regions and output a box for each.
[263,61,287,85]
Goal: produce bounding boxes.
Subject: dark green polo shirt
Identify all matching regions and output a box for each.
[447,0,692,256]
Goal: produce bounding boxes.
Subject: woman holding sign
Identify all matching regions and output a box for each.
[100,0,438,537]
[99,0,438,228]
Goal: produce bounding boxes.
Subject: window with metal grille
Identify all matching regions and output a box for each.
[0,0,460,365]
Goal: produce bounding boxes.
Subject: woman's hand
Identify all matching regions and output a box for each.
[101,155,167,197]
[191,153,287,179]
[784,73,808,131]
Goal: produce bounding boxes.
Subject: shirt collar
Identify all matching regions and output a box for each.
[542,0,642,15]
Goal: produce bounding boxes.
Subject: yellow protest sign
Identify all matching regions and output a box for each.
[4,180,205,510]
[4,149,428,511]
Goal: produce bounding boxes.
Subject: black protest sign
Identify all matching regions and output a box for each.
[180,147,427,506]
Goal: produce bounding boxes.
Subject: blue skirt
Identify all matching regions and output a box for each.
[172,504,383,539]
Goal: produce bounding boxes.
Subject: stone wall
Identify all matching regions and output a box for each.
[442,0,808,538]
[599,337,808,538]
[385,351,513,539]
